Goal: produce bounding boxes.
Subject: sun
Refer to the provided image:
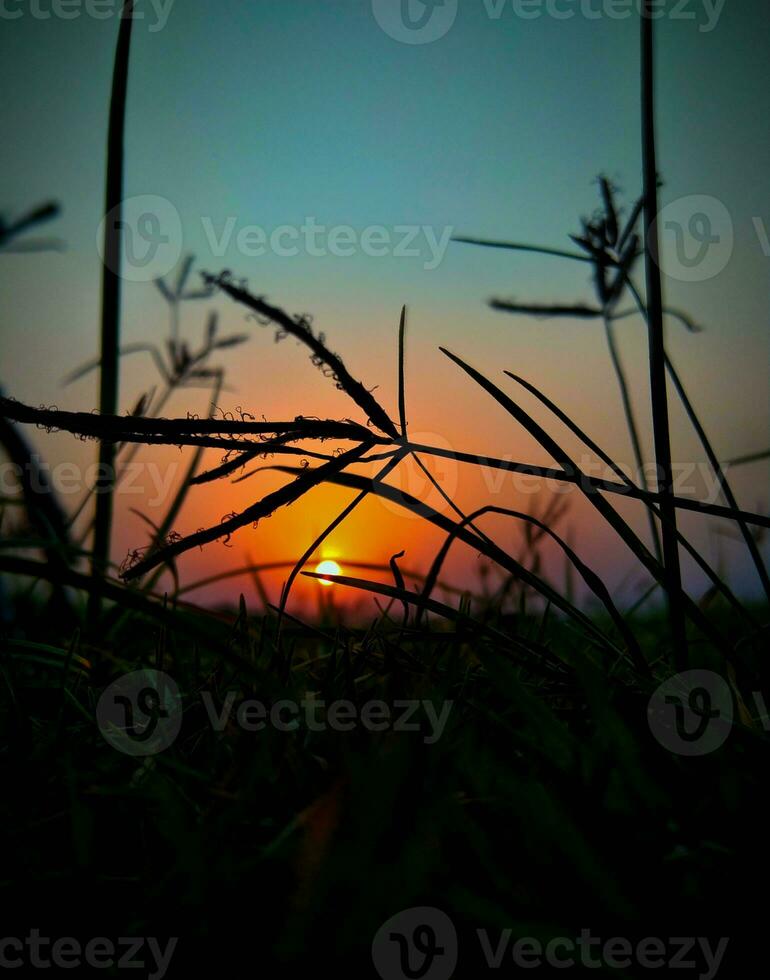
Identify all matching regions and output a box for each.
[314,559,342,586]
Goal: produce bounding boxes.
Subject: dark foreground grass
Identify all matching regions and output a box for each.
[1,587,769,975]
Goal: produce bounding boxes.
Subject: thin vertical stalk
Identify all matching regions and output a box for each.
[624,276,770,601]
[602,315,662,563]
[89,0,135,622]
[640,5,687,666]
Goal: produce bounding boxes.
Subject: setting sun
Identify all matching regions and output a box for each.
[314,559,342,586]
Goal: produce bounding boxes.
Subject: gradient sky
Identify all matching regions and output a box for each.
[1,0,768,612]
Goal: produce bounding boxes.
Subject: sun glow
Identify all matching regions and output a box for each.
[315,559,342,586]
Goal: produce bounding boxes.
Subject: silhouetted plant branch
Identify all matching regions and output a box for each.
[0,202,63,253]
[203,272,400,440]
[2,256,766,671]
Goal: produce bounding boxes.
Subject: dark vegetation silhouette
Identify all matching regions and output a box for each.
[90,0,135,622]
[1,4,769,972]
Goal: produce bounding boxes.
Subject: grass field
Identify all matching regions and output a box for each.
[1,586,769,974]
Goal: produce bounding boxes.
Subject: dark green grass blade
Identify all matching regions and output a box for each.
[489,301,602,318]
[438,347,730,657]
[174,557,444,599]
[275,450,407,662]
[415,503,646,672]
[301,571,543,660]
[389,438,770,529]
[504,371,755,626]
[724,450,770,468]
[278,465,626,660]
[665,353,770,601]
[0,555,255,671]
[120,443,371,581]
[452,237,592,264]
[622,278,770,601]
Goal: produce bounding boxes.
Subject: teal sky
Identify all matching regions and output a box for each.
[1,0,768,605]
